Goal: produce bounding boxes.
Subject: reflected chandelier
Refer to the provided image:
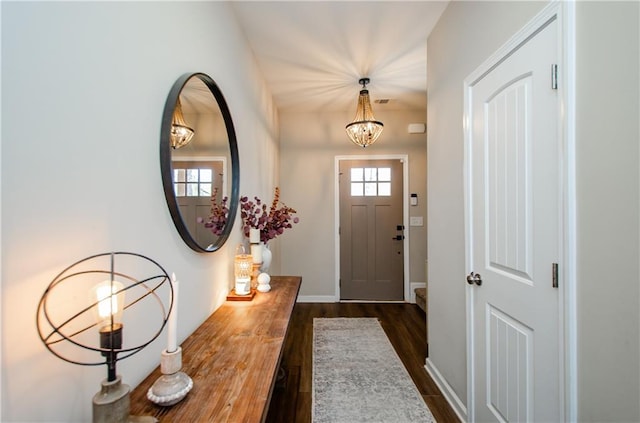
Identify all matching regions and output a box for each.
[345,78,384,148]
[171,98,195,149]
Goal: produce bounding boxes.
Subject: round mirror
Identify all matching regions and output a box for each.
[160,73,239,252]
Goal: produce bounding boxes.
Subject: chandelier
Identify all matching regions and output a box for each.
[345,78,384,148]
[170,98,195,149]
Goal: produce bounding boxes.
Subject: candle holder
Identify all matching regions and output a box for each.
[234,244,252,295]
[147,347,193,406]
[251,263,262,290]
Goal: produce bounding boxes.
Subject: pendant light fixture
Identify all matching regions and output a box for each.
[345,78,384,148]
[170,98,195,149]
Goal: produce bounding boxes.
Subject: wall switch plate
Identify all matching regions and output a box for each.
[410,216,423,226]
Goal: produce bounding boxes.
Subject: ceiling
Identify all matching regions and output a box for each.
[230,1,449,113]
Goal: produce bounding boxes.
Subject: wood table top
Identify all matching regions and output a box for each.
[129,276,302,422]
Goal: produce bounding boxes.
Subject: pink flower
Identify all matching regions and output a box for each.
[240,187,299,243]
[200,188,229,236]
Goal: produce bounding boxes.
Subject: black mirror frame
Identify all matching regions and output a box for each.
[160,72,240,252]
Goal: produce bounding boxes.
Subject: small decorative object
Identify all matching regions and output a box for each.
[257,273,271,293]
[249,228,263,290]
[147,347,193,406]
[226,288,256,301]
[233,244,252,296]
[249,228,263,264]
[240,187,299,275]
[36,252,173,423]
[147,273,193,406]
[260,244,273,273]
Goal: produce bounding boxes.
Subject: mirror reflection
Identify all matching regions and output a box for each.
[161,73,239,252]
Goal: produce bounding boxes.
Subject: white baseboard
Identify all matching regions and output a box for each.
[409,282,426,303]
[424,358,468,423]
[296,295,337,303]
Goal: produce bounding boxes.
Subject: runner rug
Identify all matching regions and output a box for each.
[312,317,435,423]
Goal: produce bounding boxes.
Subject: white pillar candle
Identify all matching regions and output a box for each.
[251,243,263,264]
[167,273,179,353]
[249,228,260,244]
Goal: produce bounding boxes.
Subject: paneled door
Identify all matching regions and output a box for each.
[339,159,404,300]
[465,13,562,422]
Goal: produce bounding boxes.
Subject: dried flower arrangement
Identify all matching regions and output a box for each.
[198,187,229,236]
[240,187,299,243]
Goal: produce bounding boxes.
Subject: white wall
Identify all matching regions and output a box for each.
[427,1,640,421]
[426,0,547,408]
[575,2,639,421]
[1,2,279,422]
[279,109,428,299]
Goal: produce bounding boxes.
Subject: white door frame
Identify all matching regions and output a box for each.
[335,154,410,302]
[463,1,576,421]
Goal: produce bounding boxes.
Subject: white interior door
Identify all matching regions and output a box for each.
[465,15,562,423]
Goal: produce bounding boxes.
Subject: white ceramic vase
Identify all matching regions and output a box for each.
[260,244,272,273]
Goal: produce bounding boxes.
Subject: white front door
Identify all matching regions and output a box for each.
[465,12,562,423]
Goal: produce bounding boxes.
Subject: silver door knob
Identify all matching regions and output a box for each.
[466,272,482,286]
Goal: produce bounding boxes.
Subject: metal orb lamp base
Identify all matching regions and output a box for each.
[147,347,193,406]
[92,376,157,423]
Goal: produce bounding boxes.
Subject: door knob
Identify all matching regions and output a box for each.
[466,272,482,286]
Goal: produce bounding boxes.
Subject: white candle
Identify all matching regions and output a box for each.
[249,228,260,244]
[251,243,263,264]
[167,273,179,353]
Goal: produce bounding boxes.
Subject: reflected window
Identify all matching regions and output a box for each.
[174,167,213,197]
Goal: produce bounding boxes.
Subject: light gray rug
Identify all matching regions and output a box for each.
[312,318,435,423]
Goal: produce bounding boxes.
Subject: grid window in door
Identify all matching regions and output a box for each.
[174,168,213,197]
[350,167,391,196]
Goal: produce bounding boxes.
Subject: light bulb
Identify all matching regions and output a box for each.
[93,280,125,329]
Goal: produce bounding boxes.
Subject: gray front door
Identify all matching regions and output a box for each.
[339,159,404,300]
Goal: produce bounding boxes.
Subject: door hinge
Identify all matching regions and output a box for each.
[551,64,558,90]
[552,263,559,288]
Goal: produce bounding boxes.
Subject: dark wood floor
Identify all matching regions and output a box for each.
[265,302,460,423]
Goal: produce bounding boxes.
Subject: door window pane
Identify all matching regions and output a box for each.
[378,182,391,196]
[199,184,211,196]
[200,169,212,182]
[378,168,391,181]
[351,168,363,182]
[364,182,377,196]
[187,183,198,196]
[187,169,198,182]
[351,182,364,196]
[364,168,377,181]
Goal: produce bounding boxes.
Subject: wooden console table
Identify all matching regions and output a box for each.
[130,276,301,422]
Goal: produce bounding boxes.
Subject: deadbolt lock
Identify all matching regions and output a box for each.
[466,272,482,286]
